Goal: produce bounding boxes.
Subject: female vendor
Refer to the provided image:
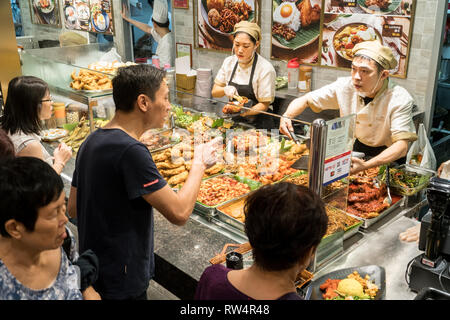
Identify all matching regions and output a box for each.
[211,21,277,129]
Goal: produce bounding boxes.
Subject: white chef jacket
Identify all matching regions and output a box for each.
[306,76,418,147]
[214,54,276,104]
[153,30,174,68]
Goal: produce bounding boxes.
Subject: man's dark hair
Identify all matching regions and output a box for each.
[244,183,328,271]
[112,64,166,112]
[152,18,170,29]
[353,54,385,74]
[1,76,48,135]
[0,157,64,237]
[0,129,15,159]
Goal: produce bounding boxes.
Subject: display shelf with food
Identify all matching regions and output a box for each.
[60,117,109,153]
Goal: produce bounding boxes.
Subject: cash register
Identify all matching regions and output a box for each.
[408,177,450,293]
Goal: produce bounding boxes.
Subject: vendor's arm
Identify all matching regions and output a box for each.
[121,4,152,34]
[351,139,409,174]
[211,83,226,99]
[241,101,270,117]
[280,79,341,137]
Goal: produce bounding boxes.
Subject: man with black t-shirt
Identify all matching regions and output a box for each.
[68,65,220,300]
[279,41,418,175]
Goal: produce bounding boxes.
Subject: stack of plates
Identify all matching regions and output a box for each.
[195,68,212,99]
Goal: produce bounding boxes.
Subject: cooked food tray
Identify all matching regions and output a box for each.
[346,196,404,229]
[194,173,257,214]
[215,195,248,233]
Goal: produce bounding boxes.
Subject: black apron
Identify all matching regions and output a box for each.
[353,139,406,165]
[228,54,275,129]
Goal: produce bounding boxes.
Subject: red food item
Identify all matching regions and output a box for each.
[222,103,242,114]
[320,279,341,300]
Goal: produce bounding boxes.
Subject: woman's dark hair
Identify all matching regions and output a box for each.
[244,183,328,272]
[234,31,257,44]
[152,17,170,29]
[0,129,15,159]
[0,76,48,136]
[112,64,166,112]
[0,157,64,237]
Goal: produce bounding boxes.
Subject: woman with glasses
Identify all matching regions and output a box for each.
[0,76,72,174]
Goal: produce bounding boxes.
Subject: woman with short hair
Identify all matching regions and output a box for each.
[195,182,328,300]
[0,157,99,300]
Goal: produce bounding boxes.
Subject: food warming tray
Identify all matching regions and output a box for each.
[194,173,259,215]
[215,195,248,233]
[346,196,405,229]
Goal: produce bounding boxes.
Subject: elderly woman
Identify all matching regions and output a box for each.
[211,21,277,129]
[0,157,99,300]
[195,183,328,300]
[0,76,72,174]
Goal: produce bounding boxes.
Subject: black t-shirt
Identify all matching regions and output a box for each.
[72,128,167,299]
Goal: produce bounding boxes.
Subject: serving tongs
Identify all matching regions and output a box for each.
[384,165,393,205]
[373,164,393,205]
[288,128,311,170]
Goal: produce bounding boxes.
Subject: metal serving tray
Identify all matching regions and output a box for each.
[194,173,256,215]
[146,129,181,153]
[346,196,405,229]
[215,195,248,233]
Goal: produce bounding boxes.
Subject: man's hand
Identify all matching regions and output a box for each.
[350,157,367,175]
[121,3,129,20]
[279,116,294,139]
[399,225,420,243]
[193,137,223,169]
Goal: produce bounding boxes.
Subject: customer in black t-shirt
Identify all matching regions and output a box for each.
[67,65,220,300]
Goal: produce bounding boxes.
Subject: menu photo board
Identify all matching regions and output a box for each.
[63,0,114,35]
[29,0,62,27]
[194,0,261,52]
[320,0,415,78]
[270,0,323,65]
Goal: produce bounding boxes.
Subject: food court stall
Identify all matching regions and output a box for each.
[19,43,435,300]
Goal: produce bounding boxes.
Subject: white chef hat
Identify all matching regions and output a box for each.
[152,0,168,24]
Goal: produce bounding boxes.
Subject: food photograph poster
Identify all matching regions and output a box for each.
[195,0,260,52]
[271,0,323,65]
[63,0,114,35]
[29,0,61,27]
[320,0,415,78]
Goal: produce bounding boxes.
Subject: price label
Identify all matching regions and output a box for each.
[323,151,352,186]
[331,0,357,7]
[382,24,403,38]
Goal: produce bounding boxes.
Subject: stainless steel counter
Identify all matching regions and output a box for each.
[313,213,421,300]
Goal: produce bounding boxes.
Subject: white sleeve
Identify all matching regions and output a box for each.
[307,80,341,112]
[214,58,231,87]
[255,66,276,103]
[390,100,418,143]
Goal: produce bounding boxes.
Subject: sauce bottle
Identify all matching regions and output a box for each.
[298,65,312,93]
[287,58,300,91]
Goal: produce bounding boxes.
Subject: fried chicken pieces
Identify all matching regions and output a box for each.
[298,0,321,28]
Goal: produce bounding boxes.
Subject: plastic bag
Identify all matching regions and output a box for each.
[406,123,436,170]
[99,47,122,63]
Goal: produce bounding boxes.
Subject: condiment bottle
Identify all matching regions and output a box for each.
[152,55,160,69]
[287,58,300,91]
[298,65,312,93]
[53,102,66,127]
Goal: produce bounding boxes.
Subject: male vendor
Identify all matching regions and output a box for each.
[280,40,417,174]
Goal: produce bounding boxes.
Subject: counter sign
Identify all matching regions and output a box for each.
[323,151,352,186]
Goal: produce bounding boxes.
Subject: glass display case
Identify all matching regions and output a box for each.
[20,43,121,133]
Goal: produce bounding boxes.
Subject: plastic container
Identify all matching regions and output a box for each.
[376,164,435,196]
[287,58,300,90]
[53,102,66,127]
[298,65,312,93]
[152,55,160,69]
